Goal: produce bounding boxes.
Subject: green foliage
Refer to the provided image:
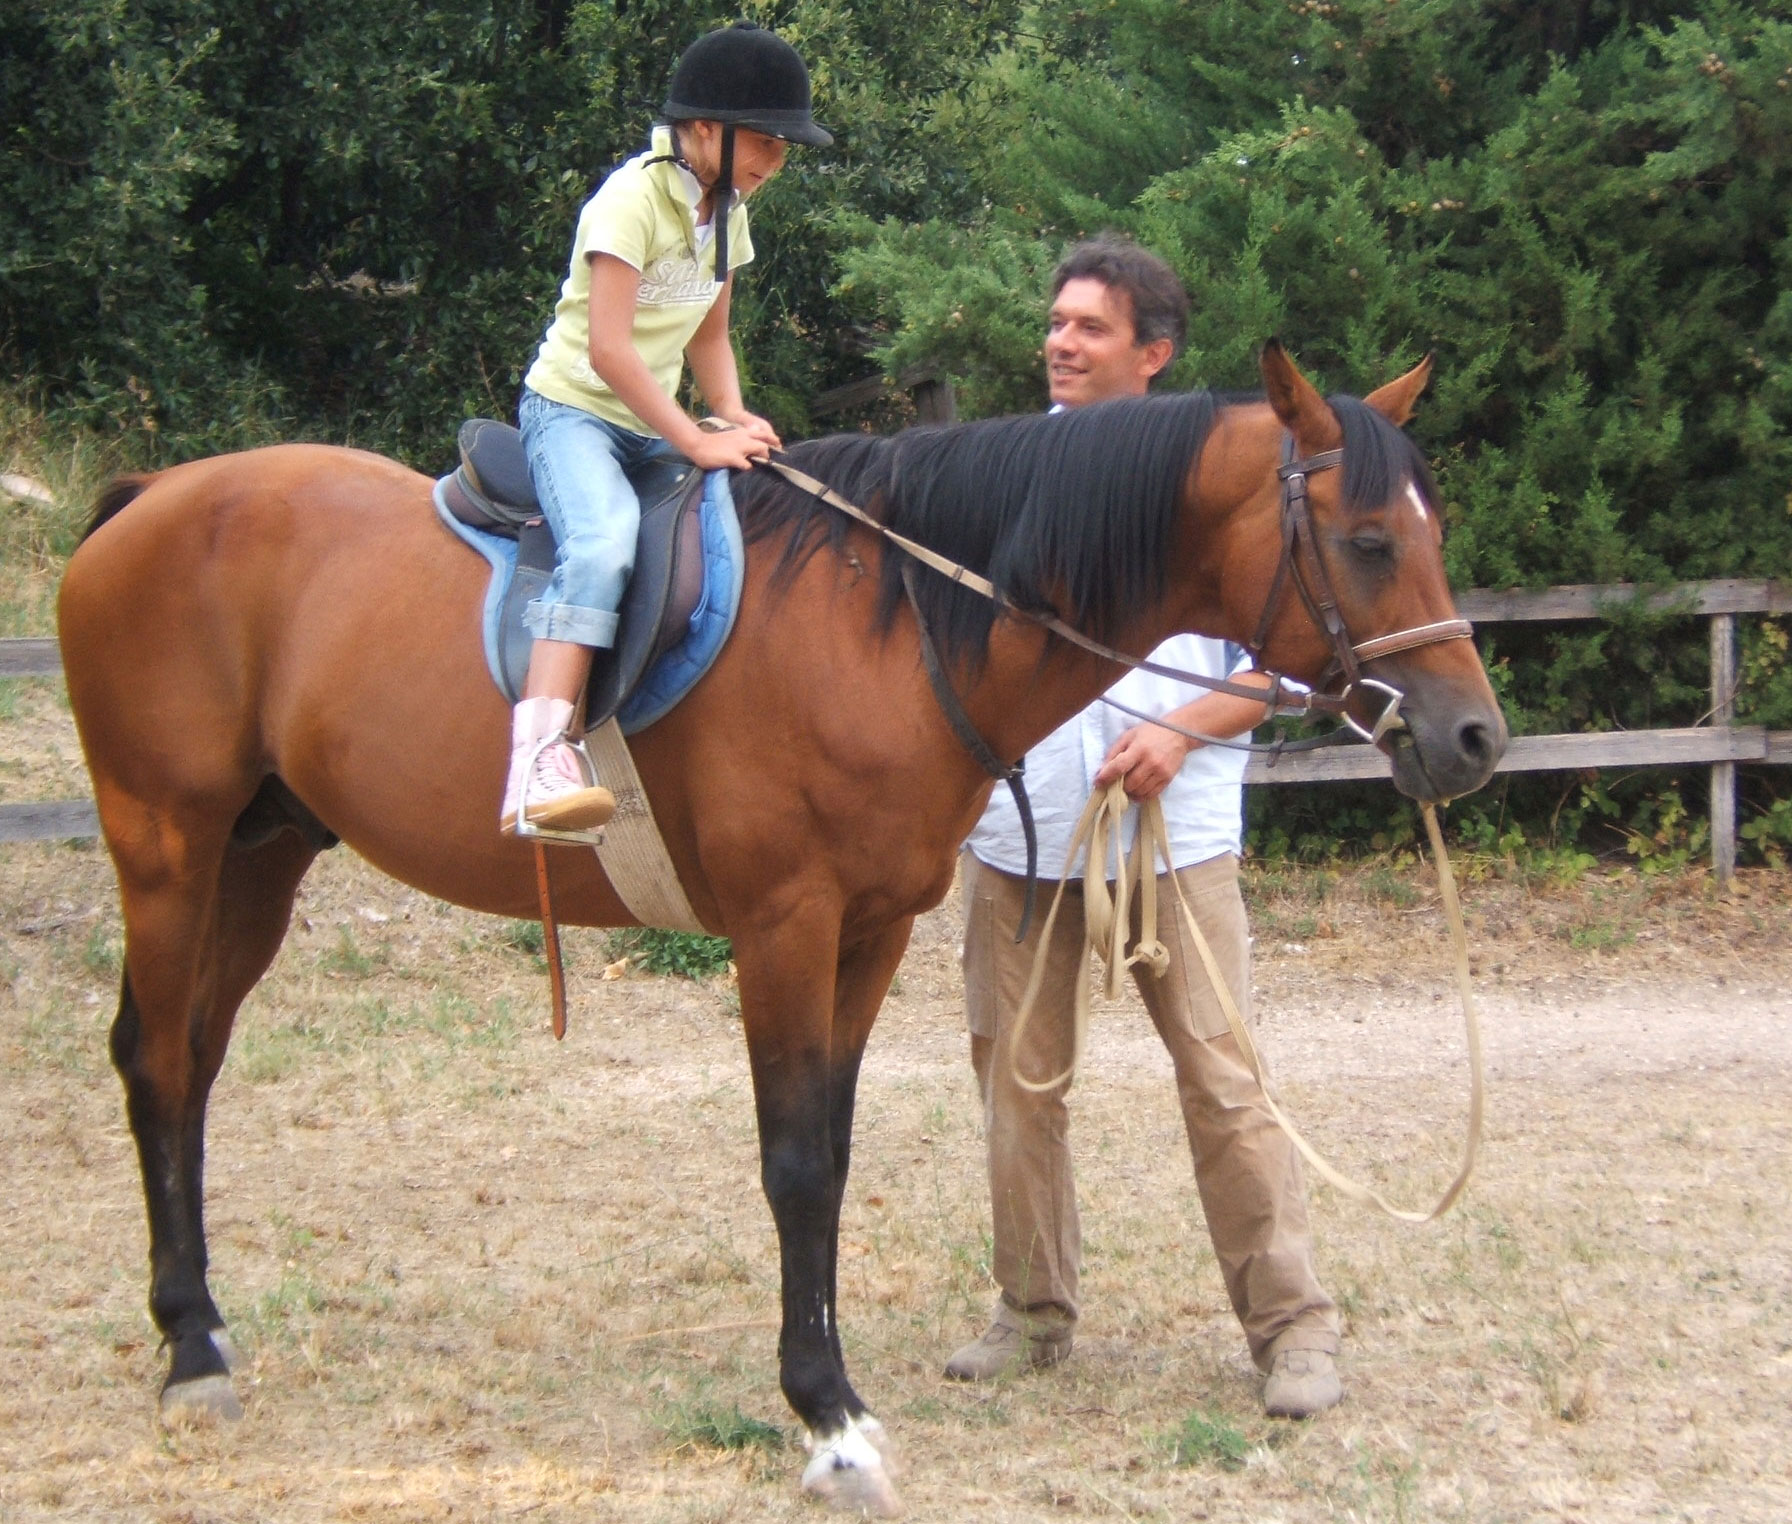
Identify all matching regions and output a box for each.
[1,0,1023,459]
[843,0,1792,863]
[1163,1406,1251,1471]
[605,927,733,979]
[658,1397,787,1454]
[501,918,546,962]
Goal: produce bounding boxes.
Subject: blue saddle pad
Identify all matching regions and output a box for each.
[432,469,745,733]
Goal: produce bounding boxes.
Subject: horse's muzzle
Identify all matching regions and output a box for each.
[1386,698,1507,803]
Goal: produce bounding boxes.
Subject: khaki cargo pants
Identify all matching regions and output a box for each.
[961,849,1338,1369]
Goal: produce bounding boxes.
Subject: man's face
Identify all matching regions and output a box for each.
[1045,276,1172,408]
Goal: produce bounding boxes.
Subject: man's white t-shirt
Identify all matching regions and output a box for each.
[966,634,1253,880]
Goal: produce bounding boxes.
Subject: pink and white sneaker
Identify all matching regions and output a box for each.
[500,698,615,838]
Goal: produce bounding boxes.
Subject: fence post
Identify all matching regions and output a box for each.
[1709,613,1736,883]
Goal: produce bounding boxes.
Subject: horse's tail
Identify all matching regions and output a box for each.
[85,475,155,542]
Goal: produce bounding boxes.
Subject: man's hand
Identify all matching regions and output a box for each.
[1094,722,1192,802]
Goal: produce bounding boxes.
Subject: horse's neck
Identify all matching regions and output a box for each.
[966,615,1184,765]
[962,413,1269,760]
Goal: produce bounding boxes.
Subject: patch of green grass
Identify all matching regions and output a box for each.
[319,926,378,978]
[605,927,733,979]
[244,1269,326,1345]
[235,1014,338,1084]
[1363,864,1419,908]
[82,922,121,978]
[410,992,523,1053]
[1565,920,1636,951]
[17,1003,104,1075]
[658,1398,787,1455]
[1163,1407,1250,1471]
[501,919,544,958]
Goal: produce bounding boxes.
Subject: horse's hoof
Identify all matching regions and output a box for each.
[209,1328,242,1373]
[160,1374,244,1425]
[854,1413,901,1475]
[802,1416,903,1517]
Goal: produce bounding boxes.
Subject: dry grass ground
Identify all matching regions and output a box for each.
[4,677,1791,1523]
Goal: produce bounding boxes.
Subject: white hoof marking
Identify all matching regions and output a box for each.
[802,1415,902,1517]
[210,1328,242,1373]
[160,1373,244,1425]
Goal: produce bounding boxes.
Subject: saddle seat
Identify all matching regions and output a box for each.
[435,418,731,731]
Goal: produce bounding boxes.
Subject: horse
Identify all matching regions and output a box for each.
[57,343,1504,1515]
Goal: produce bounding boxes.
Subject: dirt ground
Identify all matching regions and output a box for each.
[3,680,1791,1523]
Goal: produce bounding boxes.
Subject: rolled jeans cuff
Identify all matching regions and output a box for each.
[523,598,619,648]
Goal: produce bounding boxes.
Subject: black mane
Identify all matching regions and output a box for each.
[730,388,1434,671]
[1329,394,1441,518]
[734,392,1220,671]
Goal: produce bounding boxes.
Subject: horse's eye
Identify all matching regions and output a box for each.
[1350,532,1393,560]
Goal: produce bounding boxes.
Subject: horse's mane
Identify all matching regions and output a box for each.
[735,392,1221,671]
[733,388,1435,671]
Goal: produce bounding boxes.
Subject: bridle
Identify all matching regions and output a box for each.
[1243,436,1473,747]
[756,432,1474,933]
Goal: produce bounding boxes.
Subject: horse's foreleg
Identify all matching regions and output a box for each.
[111,826,317,1422]
[733,912,901,1518]
[806,919,916,1488]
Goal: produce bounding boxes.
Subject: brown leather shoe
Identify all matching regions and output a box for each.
[943,1313,1072,1382]
[1263,1348,1342,1417]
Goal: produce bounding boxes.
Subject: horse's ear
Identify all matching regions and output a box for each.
[1259,339,1341,451]
[1362,353,1433,427]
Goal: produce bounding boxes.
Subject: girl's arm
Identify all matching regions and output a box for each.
[684,277,781,450]
[585,254,769,471]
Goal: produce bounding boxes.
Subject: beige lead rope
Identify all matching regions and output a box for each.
[1010,784,1484,1223]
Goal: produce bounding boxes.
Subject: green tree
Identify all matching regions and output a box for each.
[1,0,1024,457]
[842,0,1792,856]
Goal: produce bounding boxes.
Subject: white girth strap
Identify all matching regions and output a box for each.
[583,719,705,933]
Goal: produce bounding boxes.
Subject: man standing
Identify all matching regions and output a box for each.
[946,235,1342,1418]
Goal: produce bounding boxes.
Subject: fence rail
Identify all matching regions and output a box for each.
[5,577,1789,873]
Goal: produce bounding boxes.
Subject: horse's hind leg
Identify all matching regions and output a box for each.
[109,820,319,1422]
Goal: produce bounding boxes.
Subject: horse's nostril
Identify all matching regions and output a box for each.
[1456,718,1493,763]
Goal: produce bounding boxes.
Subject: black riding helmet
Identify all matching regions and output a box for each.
[662,22,833,147]
[660,24,830,284]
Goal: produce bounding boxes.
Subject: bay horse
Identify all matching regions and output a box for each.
[57,344,1504,1515]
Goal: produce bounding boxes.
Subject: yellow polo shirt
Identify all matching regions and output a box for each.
[524,125,754,435]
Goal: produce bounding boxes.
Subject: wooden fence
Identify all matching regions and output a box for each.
[5,579,1789,878]
[1242,579,1792,881]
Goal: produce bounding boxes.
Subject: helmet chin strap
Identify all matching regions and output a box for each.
[661,122,735,285]
[713,124,734,286]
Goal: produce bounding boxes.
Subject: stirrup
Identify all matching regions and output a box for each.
[509,734,611,846]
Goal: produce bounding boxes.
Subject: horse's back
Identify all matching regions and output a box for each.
[64,444,429,629]
[59,444,503,861]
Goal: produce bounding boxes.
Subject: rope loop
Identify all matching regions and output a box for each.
[1007,786,1484,1223]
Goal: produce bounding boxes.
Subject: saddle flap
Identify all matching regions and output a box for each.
[585,467,708,729]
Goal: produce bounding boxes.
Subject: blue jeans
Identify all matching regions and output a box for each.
[517,387,677,649]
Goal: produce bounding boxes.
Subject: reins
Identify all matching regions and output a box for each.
[757,446,1473,749]
[1008,782,1483,1222]
[758,431,1487,1220]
